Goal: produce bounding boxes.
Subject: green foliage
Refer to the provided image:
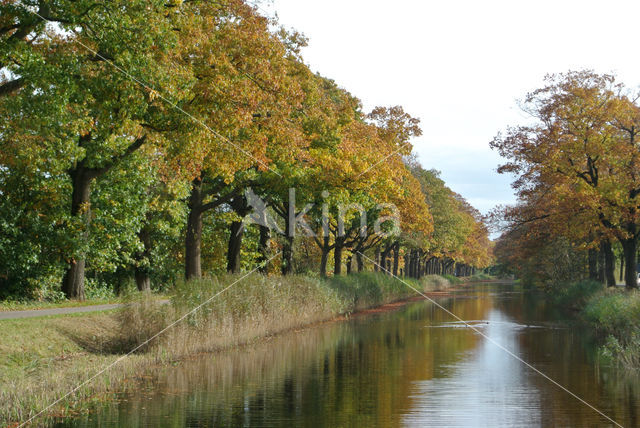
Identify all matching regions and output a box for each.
[0,166,69,299]
[87,155,154,274]
[200,211,235,276]
[83,278,119,301]
[600,334,640,367]
[583,290,640,339]
[497,235,588,291]
[327,272,415,310]
[581,290,640,367]
[442,274,462,285]
[470,272,494,280]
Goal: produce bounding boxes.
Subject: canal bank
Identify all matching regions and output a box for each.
[545,279,640,368]
[1,273,461,426]
[52,282,640,427]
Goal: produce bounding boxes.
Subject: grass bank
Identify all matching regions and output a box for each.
[545,280,640,368]
[465,272,496,282]
[582,289,640,367]
[0,272,458,426]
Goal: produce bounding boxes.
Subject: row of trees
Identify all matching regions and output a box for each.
[0,0,492,300]
[492,71,640,290]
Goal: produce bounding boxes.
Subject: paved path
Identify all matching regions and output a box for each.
[0,303,125,320]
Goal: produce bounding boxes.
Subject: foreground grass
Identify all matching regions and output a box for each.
[0,311,147,427]
[0,273,457,426]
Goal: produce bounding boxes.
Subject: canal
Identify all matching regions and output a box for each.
[55,283,639,427]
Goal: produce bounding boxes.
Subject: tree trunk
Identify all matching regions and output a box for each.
[380,249,388,274]
[135,223,152,292]
[588,248,598,280]
[62,136,146,299]
[226,221,244,273]
[282,236,294,275]
[404,254,409,277]
[374,247,381,272]
[280,203,296,274]
[135,270,151,292]
[185,178,203,281]
[411,250,418,278]
[226,195,251,274]
[62,169,93,300]
[597,245,605,283]
[356,252,364,272]
[346,254,353,274]
[392,243,400,276]
[258,225,271,273]
[621,237,639,289]
[334,237,344,276]
[602,241,616,287]
[620,255,625,283]
[320,237,331,277]
[63,260,86,301]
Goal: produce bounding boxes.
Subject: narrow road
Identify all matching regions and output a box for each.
[0,303,125,320]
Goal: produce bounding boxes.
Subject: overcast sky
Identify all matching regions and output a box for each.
[262,0,640,215]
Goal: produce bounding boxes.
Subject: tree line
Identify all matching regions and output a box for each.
[492,71,640,290]
[0,0,492,300]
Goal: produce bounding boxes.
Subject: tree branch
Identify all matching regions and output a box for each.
[0,78,25,97]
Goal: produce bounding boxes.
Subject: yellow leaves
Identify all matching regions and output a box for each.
[148,89,160,101]
[494,71,640,275]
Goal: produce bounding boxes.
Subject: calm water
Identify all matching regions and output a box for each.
[54,284,639,427]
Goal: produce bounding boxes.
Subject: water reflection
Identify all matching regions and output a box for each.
[406,309,542,427]
[54,284,640,427]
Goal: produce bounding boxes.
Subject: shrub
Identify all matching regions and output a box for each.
[442,274,462,285]
[583,290,640,339]
[470,273,494,281]
[582,290,640,368]
[600,334,640,368]
[420,275,451,291]
[551,280,603,309]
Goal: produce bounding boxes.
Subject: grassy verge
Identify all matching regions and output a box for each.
[545,280,640,368]
[466,273,495,281]
[441,274,463,285]
[0,298,125,312]
[582,289,640,367]
[0,273,457,426]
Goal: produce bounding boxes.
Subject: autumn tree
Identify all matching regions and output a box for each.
[492,71,640,289]
[0,0,197,299]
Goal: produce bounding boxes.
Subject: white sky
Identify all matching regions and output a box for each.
[263,0,640,215]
